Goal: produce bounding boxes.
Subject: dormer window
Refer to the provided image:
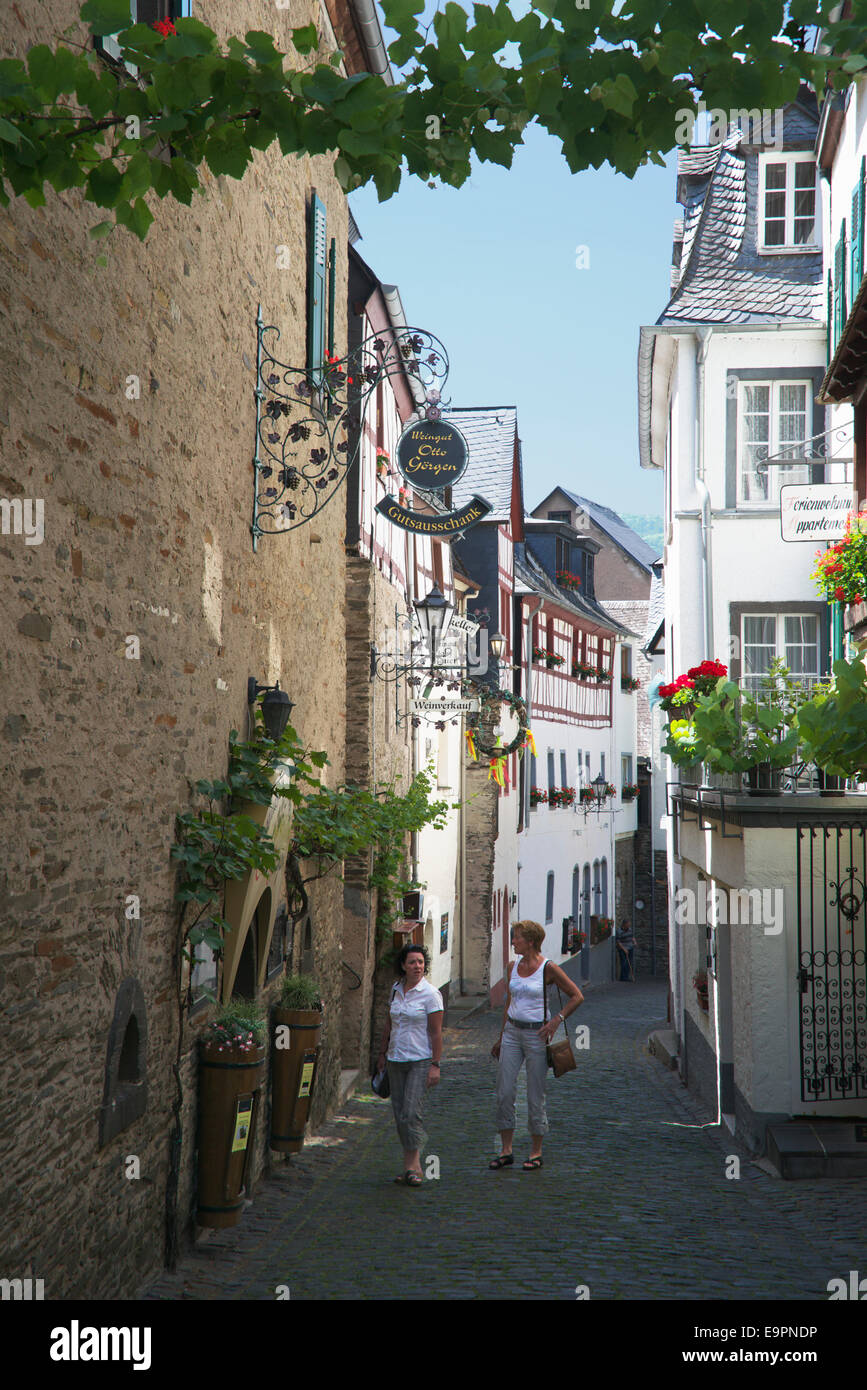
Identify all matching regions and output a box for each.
[758,154,818,252]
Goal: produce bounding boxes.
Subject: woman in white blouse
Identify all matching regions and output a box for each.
[490,920,583,1170]
[377,944,443,1187]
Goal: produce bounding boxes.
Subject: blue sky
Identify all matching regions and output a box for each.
[350,122,675,519]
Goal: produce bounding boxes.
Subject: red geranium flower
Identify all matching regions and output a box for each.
[835,587,846,601]
[153,18,176,35]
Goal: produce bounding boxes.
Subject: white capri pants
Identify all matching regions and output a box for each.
[495,1020,549,1136]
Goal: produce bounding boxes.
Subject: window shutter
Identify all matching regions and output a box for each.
[307,194,327,384]
[834,221,847,345]
[827,268,834,359]
[327,237,336,357]
[852,157,866,300]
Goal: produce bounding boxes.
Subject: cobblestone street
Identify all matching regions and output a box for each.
[142,979,867,1302]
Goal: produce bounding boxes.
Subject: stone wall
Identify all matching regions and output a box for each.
[0,0,353,1299]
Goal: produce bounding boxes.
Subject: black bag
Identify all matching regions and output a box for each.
[371,1066,390,1098]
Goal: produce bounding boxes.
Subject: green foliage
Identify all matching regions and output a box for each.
[1,3,865,235]
[292,766,450,932]
[279,973,322,1010]
[663,662,805,773]
[795,656,867,777]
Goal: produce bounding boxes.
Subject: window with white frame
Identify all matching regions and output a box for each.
[741,613,821,690]
[738,380,810,504]
[758,154,818,251]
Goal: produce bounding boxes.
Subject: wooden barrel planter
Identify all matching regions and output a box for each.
[270,1007,322,1153]
[196,1039,266,1229]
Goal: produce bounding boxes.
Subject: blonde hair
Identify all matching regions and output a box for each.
[511,919,545,950]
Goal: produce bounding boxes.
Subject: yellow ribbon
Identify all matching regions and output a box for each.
[525,728,537,758]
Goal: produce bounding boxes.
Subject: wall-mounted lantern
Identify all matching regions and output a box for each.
[247,678,294,742]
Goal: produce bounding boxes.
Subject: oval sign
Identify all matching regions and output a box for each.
[396,419,469,490]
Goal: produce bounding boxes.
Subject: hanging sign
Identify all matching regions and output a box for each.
[396,420,469,488]
[376,495,492,535]
[780,484,853,541]
[409,697,481,716]
[378,417,490,536]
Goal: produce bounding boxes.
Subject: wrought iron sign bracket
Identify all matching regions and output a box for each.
[251,306,450,550]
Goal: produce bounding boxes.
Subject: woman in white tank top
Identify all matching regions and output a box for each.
[489,919,584,1170]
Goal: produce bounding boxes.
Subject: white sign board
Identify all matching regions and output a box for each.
[780,484,853,542]
[409,698,480,716]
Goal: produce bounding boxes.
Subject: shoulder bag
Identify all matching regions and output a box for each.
[543,961,577,1078]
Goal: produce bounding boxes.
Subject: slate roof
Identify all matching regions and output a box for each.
[661,103,823,326]
[445,407,520,518]
[552,488,660,570]
[644,561,665,653]
[515,549,630,637]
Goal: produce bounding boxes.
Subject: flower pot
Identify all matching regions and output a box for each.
[270,1006,322,1153]
[818,770,847,797]
[745,763,782,796]
[704,767,742,791]
[695,989,709,1012]
[197,1039,266,1228]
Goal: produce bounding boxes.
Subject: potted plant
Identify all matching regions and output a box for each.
[797,656,867,791]
[197,1000,267,1228]
[693,970,709,1012]
[546,651,565,669]
[530,787,549,807]
[579,786,596,804]
[621,782,640,801]
[270,974,323,1154]
[595,667,611,682]
[812,513,867,606]
[621,675,641,692]
[375,449,390,478]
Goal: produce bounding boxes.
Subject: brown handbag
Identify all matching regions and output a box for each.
[543,962,577,1078]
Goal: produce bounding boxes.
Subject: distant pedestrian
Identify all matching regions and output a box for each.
[376,944,443,1187]
[616,920,635,981]
[490,920,584,1171]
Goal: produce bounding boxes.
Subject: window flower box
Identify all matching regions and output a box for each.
[548,786,576,808]
[546,652,566,669]
[556,570,582,592]
[579,787,596,804]
[590,915,613,945]
[530,787,548,807]
[595,668,611,682]
[621,783,639,800]
[572,660,595,679]
[621,676,640,692]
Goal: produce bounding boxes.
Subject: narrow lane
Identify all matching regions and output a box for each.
[143,980,867,1301]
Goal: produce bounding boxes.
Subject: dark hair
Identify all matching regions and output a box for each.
[395,943,431,977]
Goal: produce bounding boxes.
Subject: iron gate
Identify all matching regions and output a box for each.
[796,823,867,1102]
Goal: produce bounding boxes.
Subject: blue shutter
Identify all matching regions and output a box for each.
[307,194,327,384]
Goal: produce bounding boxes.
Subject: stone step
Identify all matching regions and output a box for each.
[648,1027,678,1070]
[766,1121,867,1179]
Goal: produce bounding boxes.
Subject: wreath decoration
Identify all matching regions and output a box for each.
[462,680,536,784]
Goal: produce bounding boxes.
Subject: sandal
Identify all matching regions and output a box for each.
[394,1171,423,1186]
[522,1156,544,1170]
[489,1154,514,1169]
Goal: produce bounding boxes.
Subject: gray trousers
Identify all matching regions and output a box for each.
[387,1058,430,1151]
[495,1021,549,1136]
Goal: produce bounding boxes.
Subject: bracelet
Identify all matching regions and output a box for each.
[430,1061,441,1068]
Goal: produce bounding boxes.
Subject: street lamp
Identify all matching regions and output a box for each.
[247,677,294,741]
[413,584,455,660]
[488,631,507,662]
[592,772,609,810]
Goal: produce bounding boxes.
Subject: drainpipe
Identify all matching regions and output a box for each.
[695,327,714,657]
[522,595,545,828]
